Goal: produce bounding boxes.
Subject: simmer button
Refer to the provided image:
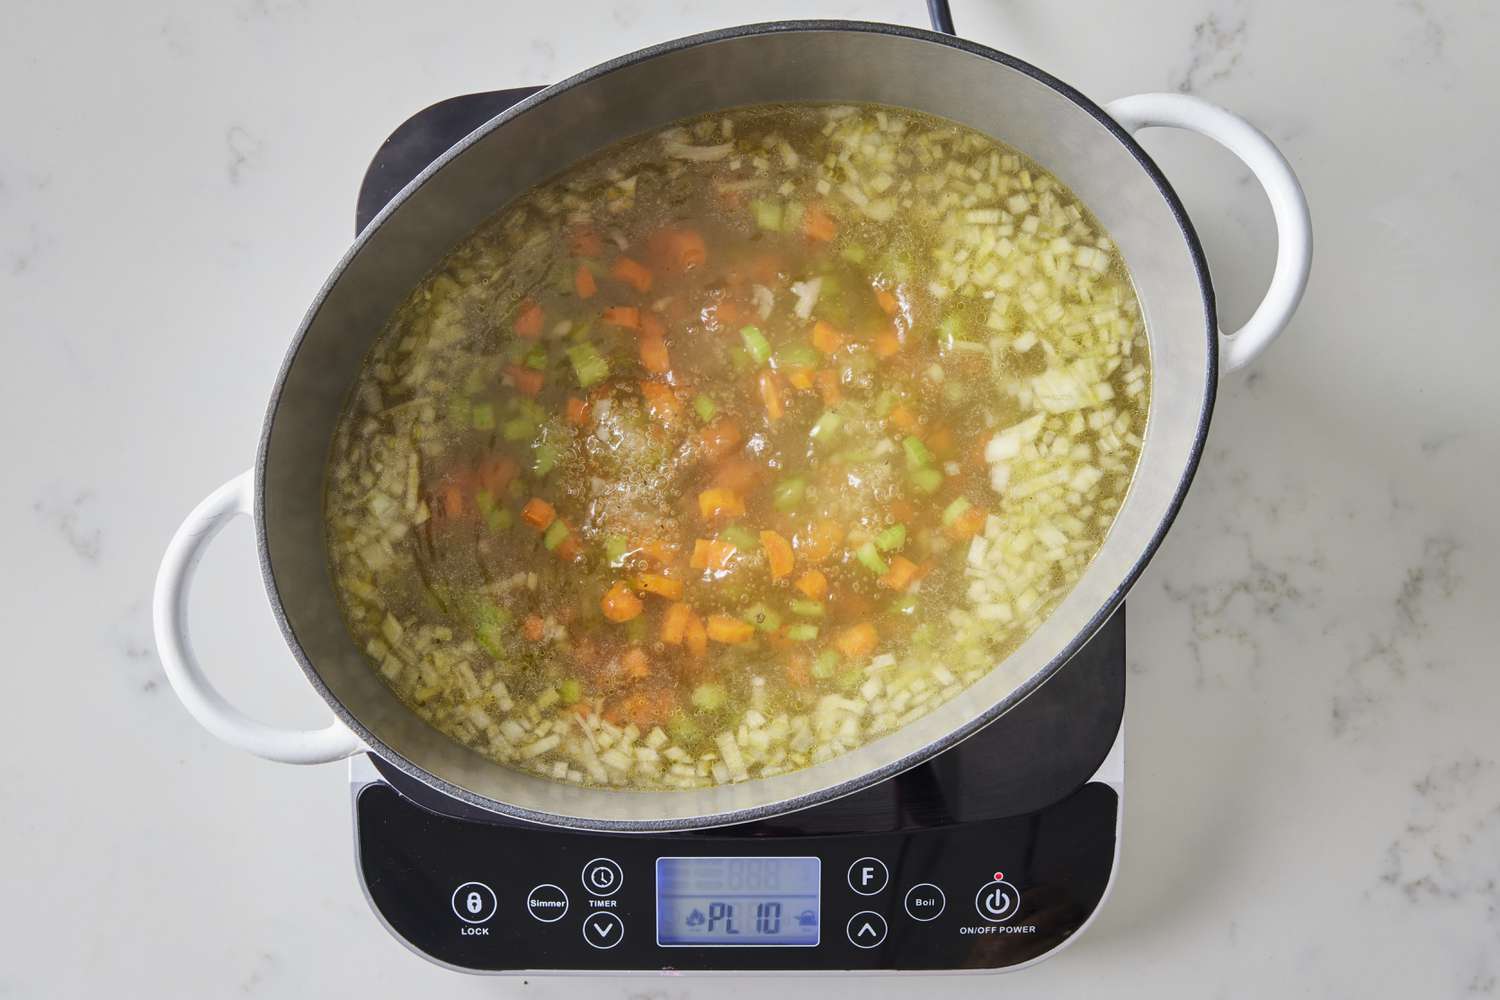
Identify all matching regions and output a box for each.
[525,883,569,923]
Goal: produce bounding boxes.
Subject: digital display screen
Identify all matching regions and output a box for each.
[656,857,821,947]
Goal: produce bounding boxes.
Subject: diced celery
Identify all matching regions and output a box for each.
[810,410,843,441]
[501,416,537,442]
[542,519,570,551]
[604,533,629,567]
[902,434,934,469]
[782,201,805,233]
[533,442,561,477]
[739,326,772,365]
[840,243,867,264]
[486,506,513,532]
[567,343,609,388]
[942,496,972,527]
[790,599,825,618]
[462,367,489,396]
[471,402,496,431]
[772,477,807,512]
[625,617,647,644]
[729,346,754,374]
[751,199,783,231]
[721,523,758,550]
[447,395,472,429]
[693,394,719,423]
[812,650,840,679]
[776,342,821,369]
[559,678,582,704]
[938,314,964,346]
[891,594,919,616]
[875,523,907,552]
[472,604,512,658]
[524,345,548,371]
[911,466,944,494]
[692,683,727,711]
[744,603,782,633]
[856,541,890,575]
[873,388,899,418]
[786,624,819,642]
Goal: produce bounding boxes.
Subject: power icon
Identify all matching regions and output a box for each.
[974,878,1021,923]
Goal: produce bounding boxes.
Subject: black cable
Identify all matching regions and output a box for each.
[926,0,956,34]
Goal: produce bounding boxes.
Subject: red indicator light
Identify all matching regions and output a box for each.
[993,871,1004,882]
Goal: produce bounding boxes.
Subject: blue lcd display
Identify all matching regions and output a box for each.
[656,857,821,947]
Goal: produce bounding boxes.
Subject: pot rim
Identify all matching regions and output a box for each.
[256,18,1217,831]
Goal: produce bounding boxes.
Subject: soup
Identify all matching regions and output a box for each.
[324,103,1149,790]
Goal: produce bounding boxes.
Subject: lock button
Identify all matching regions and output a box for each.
[451,881,498,924]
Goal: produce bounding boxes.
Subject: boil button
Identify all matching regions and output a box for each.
[526,883,569,923]
[904,883,946,921]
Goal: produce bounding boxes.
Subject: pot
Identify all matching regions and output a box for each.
[154,21,1310,831]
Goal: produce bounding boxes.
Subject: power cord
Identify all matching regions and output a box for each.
[926,0,956,34]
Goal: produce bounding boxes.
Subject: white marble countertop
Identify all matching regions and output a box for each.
[5,0,1498,995]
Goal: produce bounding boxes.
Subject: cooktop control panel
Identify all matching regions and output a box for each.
[354,779,1117,972]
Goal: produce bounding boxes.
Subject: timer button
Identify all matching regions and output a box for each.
[847,857,889,895]
[525,883,569,923]
[903,883,946,921]
[451,881,497,924]
[846,910,888,948]
[582,911,625,950]
[974,877,1022,923]
[582,857,624,897]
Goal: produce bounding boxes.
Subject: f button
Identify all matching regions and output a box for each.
[847,857,889,896]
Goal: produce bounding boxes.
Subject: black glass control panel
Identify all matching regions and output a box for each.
[356,779,1117,971]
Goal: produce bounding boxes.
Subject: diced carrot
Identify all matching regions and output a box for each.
[887,404,919,432]
[441,483,465,519]
[662,602,693,645]
[873,330,902,359]
[746,253,785,285]
[639,334,671,375]
[505,364,544,398]
[796,519,845,564]
[639,380,681,423]
[565,396,591,426]
[556,531,583,563]
[711,455,760,494]
[684,613,708,657]
[522,615,545,642]
[574,264,597,299]
[611,256,654,293]
[602,305,640,330]
[811,320,845,355]
[889,498,916,523]
[785,367,814,391]
[476,455,519,496]
[513,299,544,339]
[703,298,744,333]
[758,370,784,421]
[875,288,900,315]
[622,647,651,679]
[834,622,879,660]
[570,226,603,258]
[690,538,738,572]
[946,506,988,541]
[572,702,594,718]
[697,487,745,521]
[879,555,920,592]
[698,418,743,462]
[616,688,673,726]
[707,614,755,644]
[639,311,666,340]
[802,202,838,242]
[653,227,708,272]
[520,497,556,531]
[601,581,644,623]
[927,425,956,459]
[760,530,794,581]
[794,569,828,601]
[636,574,684,600]
[814,368,843,405]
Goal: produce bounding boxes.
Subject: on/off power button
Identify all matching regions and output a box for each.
[974,876,1021,923]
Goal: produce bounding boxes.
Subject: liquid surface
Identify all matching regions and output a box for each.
[324,104,1150,790]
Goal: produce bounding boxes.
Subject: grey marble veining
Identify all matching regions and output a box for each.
[2,0,1497,996]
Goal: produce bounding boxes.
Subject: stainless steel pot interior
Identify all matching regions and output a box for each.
[258,21,1213,831]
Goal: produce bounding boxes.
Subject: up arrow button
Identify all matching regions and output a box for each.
[846,910,888,949]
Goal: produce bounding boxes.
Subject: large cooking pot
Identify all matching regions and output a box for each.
[154,21,1310,831]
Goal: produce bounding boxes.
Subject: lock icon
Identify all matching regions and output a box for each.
[452,882,496,923]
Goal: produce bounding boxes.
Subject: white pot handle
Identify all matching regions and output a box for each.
[1105,93,1312,373]
[152,470,364,764]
